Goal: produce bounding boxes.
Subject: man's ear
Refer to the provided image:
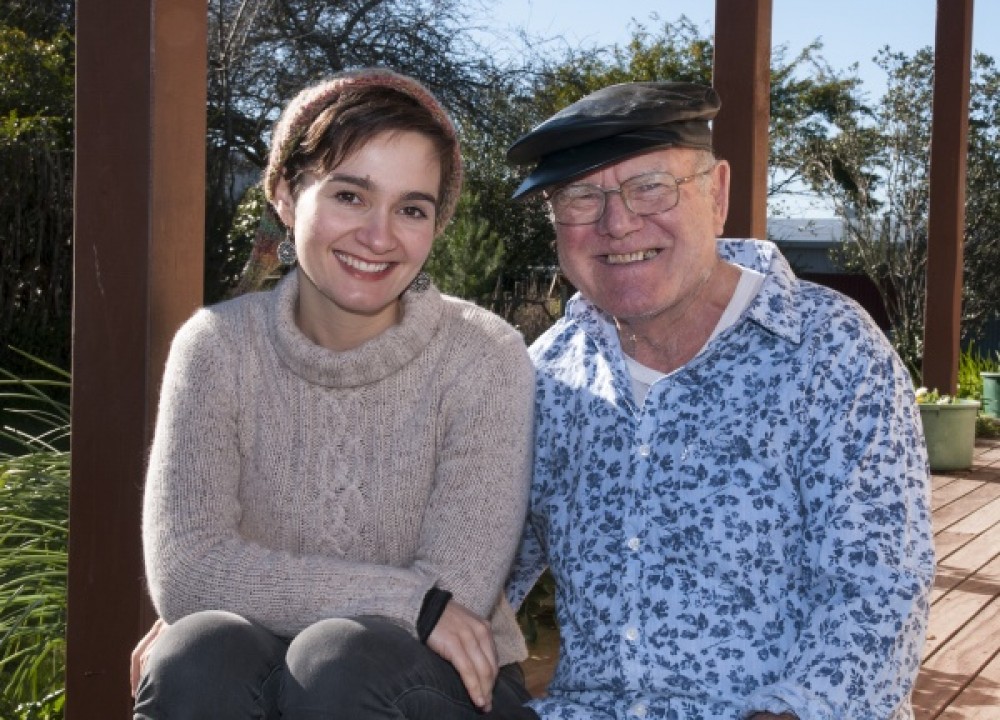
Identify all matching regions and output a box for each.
[272,177,296,229]
[711,159,731,236]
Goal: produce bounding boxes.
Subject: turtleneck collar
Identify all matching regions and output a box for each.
[266,271,445,388]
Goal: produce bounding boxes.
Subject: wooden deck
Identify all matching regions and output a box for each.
[915,437,1000,719]
[521,438,1000,717]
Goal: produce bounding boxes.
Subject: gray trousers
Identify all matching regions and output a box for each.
[133,610,538,720]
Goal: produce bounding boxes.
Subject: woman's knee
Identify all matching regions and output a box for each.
[136,610,285,718]
[282,617,534,719]
[285,616,416,688]
[154,611,281,678]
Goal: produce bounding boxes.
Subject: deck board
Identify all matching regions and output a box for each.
[932,483,1000,529]
[916,438,1000,720]
[932,477,993,511]
[914,596,1000,717]
[933,651,1000,719]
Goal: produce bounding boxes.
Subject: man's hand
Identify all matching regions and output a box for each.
[130,618,168,696]
[426,600,498,712]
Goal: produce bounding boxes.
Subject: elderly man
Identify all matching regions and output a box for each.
[505,82,935,720]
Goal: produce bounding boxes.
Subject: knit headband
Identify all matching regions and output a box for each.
[263,68,463,235]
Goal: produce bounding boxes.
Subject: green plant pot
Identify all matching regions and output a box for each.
[918,399,980,471]
[981,372,1000,418]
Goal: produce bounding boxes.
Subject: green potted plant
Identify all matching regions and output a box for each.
[981,371,1000,419]
[915,387,980,471]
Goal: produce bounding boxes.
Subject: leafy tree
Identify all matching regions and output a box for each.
[0,26,73,135]
[203,0,508,301]
[0,1,74,375]
[424,192,504,301]
[0,0,73,43]
[963,53,1000,343]
[767,40,868,213]
[806,48,1000,370]
[456,75,557,299]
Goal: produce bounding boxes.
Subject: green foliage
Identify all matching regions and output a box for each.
[950,345,1000,439]
[810,48,932,369]
[0,128,73,377]
[956,344,1000,401]
[963,54,1000,343]
[424,192,505,301]
[459,120,556,296]
[527,18,715,128]
[516,569,556,645]
[976,414,1000,439]
[0,350,70,454]
[0,1,75,40]
[0,351,70,720]
[206,184,269,303]
[0,26,74,140]
[0,453,68,720]
[0,9,74,375]
[805,48,1000,369]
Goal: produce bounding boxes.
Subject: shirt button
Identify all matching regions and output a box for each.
[624,626,639,642]
[631,701,648,717]
[638,444,651,457]
[627,536,641,551]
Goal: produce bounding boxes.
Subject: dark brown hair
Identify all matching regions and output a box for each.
[282,87,457,216]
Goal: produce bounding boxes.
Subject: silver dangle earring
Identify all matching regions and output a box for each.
[408,270,431,293]
[276,228,297,266]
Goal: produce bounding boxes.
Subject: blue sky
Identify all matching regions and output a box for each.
[481,0,999,98]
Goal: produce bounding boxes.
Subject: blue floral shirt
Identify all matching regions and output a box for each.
[508,240,935,720]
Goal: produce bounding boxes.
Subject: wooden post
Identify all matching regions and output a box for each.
[68,0,206,715]
[923,0,974,393]
[712,0,772,239]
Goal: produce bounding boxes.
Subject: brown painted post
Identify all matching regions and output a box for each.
[922,0,974,394]
[712,0,772,239]
[68,0,206,715]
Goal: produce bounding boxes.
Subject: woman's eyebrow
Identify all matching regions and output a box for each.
[327,172,372,189]
[402,190,438,205]
[327,173,437,205]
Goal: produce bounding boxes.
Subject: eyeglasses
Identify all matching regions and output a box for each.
[547,168,715,226]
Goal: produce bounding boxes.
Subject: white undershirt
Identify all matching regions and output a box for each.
[623,266,766,404]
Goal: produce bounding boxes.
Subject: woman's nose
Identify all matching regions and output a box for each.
[355,209,396,253]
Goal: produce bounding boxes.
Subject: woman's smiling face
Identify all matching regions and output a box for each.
[273,129,441,347]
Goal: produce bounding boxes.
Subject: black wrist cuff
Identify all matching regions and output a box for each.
[417,586,453,643]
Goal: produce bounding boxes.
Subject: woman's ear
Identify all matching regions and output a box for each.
[272,177,296,229]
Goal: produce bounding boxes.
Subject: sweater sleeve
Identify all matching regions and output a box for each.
[142,309,436,636]
[408,325,535,620]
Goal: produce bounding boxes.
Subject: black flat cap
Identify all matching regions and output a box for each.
[507,81,720,199]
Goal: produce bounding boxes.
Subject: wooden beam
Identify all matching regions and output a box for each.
[922,0,974,394]
[68,0,206,715]
[712,0,772,239]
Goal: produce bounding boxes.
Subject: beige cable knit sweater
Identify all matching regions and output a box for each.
[142,271,534,664]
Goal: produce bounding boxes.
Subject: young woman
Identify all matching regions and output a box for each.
[132,69,537,720]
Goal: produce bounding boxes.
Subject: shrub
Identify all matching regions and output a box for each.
[0,351,69,719]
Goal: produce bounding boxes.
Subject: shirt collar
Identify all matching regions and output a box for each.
[718,238,802,345]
